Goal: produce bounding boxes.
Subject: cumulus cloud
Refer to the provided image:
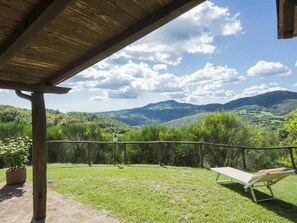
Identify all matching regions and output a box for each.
[68,60,243,103]
[240,84,287,97]
[108,87,139,99]
[184,63,245,85]
[120,1,242,65]
[95,76,131,89]
[148,73,183,93]
[269,82,279,86]
[67,80,102,92]
[153,64,168,71]
[162,91,187,99]
[88,95,107,101]
[247,61,291,77]
[184,89,235,104]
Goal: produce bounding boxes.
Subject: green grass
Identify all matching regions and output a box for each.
[1,164,297,222]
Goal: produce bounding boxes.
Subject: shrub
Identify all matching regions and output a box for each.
[0,137,31,171]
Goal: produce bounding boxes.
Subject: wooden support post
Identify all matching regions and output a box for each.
[31,92,47,222]
[87,143,91,167]
[242,148,247,170]
[288,148,296,170]
[123,144,127,165]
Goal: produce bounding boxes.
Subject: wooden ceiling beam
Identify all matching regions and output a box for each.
[0,0,73,69]
[0,80,70,94]
[46,0,205,85]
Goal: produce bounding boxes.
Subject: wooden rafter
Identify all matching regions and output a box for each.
[45,0,205,85]
[0,80,70,94]
[277,0,297,39]
[0,0,73,69]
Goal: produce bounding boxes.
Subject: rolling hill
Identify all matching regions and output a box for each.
[2,90,297,130]
[99,90,297,127]
[0,105,131,132]
[99,100,223,126]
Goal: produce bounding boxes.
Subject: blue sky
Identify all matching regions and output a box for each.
[1,0,297,112]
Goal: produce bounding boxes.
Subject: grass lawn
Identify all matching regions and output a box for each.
[1,164,296,222]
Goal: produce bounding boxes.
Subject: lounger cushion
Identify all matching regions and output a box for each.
[255,167,286,175]
[248,168,286,183]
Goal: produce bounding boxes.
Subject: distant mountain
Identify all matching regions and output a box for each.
[223,91,297,110]
[100,100,205,126]
[99,91,297,126]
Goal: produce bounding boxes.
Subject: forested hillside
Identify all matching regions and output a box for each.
[100,91,297,127]
[0,105,131,139]
[167,101,296,129]
[100,100,205,126]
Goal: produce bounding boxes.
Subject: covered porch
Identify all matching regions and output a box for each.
[0,0,296,221]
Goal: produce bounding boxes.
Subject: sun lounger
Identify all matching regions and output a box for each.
[210,167,295,203]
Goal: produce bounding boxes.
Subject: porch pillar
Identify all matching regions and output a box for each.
[31,92,47,221]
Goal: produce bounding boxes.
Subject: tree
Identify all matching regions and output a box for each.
[197,112,254,167]
[126,125,167,164]
[281,109,297,145]
[278,110,297,167]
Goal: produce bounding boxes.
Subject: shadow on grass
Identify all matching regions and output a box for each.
[0,183,25,202]
[221,183,297,222]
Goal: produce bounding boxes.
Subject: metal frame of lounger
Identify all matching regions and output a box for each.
[211,167,295,203]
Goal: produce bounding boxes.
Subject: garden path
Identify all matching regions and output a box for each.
[0,181,120,223]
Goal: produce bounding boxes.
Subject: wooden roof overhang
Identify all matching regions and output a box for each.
[1,1,207,221]
[0,0,205,94]
[277,0,297,39]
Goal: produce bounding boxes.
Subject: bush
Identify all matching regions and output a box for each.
[0,137,31,171]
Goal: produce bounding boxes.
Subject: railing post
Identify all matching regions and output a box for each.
[193,144,199,167]
[113,142,116,166]
[123,143,127,165]
[87,143,91,167]
[157,142,161,166]
[242,148,247,170]
[199,144,204,168]
[288,148,296,170]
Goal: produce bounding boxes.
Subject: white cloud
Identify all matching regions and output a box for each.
[68,61,243,102]
[184,63,245,85]
[120,1,242,65]
[153,64,168,71]
[67,80,102,92]
[269,82,279,86]
[240,84,287,97]
[148,73,183,93]
[184,89,235,104]
[182,4,242,36]
[247,61,291,77]
[162,91,187,99]
[88,95,107,101]
[108,87,139,99]
[95,76,131,89]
